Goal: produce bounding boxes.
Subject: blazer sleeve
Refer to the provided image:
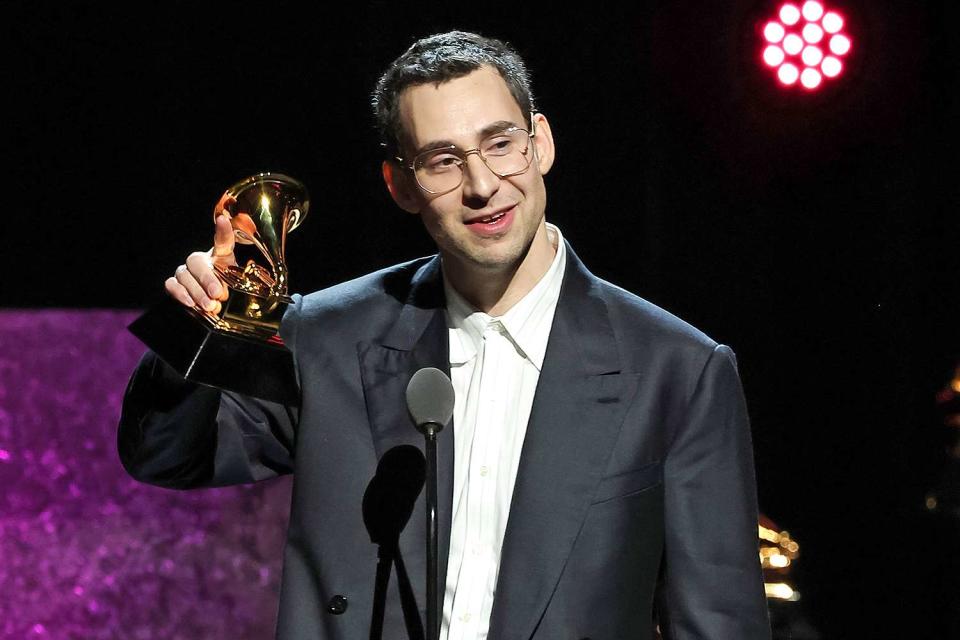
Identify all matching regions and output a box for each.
[116,296,302,489]
[656,343,771,639]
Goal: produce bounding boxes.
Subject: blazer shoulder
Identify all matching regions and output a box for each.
[595,278,717,350]
[284,256,435,340]
[587,278,741,410]
[302,257,431,311]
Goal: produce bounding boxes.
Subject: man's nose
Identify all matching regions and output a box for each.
[461,151,499,201]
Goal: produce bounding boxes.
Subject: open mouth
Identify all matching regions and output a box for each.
[466,205,515,225]
[476,211,506,224]
[464,205,516,236]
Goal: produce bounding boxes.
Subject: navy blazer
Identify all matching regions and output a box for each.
[119,241,770,639]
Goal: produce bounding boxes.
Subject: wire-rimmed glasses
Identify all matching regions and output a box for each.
[396,120,537,195]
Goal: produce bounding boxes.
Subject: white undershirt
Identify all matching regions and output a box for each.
[440,223,567,640]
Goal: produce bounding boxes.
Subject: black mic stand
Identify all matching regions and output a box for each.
[406,367,454,640]
[421,420,442,640]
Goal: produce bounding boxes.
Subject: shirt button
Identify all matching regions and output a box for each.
[462,613,472,622]
[479,466,489,476]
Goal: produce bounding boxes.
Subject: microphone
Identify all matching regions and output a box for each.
[405,367,455,436]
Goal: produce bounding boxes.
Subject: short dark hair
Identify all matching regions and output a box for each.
[372,30,537,160]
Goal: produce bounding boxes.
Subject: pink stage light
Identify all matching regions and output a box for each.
[783,33,804,55]
[778,63,800,85]
[764,21,786,43]
[802,23,824,44]
[821,56,842,77]
[760,2,852,91]
[801,45,823,66]
[801,1,824,22]
[822,12,844,33]
[800,67,822,89]
[764,45,786,67]
[829,34,851,55]
[779,4,801,25]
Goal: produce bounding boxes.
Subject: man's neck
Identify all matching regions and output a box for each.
[443,223,557,316]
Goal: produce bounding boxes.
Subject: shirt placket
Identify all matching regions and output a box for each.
[447,321,506,640]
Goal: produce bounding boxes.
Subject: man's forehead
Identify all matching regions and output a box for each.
[398,66,525,147]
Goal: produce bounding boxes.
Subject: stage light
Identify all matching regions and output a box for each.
[779,3,801,25]
[800,67,822,89]
[783,33,804,55]
[760,2,852,91]
[764,21,786,43]
[829,33,851,55]
[822,11,843,33]
[821,56,842,77]
[778,63,799,85]
[764,45,786,67]
[802,23,824,44]
[801,45,823,66]
[801,1,824,22]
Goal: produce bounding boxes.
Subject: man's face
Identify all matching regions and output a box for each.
[385,66,556,279]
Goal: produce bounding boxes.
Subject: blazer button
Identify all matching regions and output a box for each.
[327,595,348,615]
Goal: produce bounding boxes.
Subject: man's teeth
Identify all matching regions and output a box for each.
[480,212,505,223]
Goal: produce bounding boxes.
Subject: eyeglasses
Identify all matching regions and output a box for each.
[396,121,537,195]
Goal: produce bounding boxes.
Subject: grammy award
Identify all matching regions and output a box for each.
[129,173,309,404]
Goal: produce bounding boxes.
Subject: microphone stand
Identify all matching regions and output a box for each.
[422,421,441,640]
[405,366,454,640]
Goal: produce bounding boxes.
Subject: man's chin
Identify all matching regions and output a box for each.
[463,246,525,272]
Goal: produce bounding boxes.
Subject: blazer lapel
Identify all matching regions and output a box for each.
[358,257,455,625]
[487,245,642,640]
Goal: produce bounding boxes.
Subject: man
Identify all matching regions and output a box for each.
[120,31,770,639]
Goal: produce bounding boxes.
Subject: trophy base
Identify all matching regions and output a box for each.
[128,297,299,405]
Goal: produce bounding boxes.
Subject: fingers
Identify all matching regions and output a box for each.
[165,275,196,308]
[164,253,224,314]
[163,197,237,312]
[187,251,228,305]
[212,213,236,261]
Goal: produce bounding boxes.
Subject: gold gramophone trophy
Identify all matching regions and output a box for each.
[129,173,309,404]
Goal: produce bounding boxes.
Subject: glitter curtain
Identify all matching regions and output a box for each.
[0,310,292,639]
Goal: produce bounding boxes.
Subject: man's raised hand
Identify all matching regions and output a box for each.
[164,211,237,315]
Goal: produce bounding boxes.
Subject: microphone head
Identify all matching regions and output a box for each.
[405,367,455,433]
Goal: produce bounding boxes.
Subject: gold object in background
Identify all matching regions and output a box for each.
[759,518,801,602]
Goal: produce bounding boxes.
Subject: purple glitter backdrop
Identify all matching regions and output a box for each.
[0,310,292,639]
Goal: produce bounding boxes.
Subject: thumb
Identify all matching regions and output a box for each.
[212,213,236,262]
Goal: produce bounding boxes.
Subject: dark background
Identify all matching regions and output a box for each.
[6,1,959,637]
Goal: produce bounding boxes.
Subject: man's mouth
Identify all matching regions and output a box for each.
[476,211,507,224]
[466,205,515,225]
[464,205,516,236]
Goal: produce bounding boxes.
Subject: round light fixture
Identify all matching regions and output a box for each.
[760,2,852,91]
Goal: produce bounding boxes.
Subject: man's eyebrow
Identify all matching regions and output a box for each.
[413,120,522,156]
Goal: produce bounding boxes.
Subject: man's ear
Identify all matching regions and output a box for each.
[382,160,421,214]
[531,113,556,176]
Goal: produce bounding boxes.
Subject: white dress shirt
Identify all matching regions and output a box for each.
[440,223,567,640]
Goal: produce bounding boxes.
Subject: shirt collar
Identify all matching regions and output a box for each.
[444,223,567,371]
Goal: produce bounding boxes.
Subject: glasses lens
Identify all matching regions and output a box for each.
[413,129,532,193]
[415,148,463,194]
[481,129,532,175]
